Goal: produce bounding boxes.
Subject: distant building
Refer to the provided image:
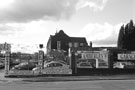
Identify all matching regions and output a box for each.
[46,30,88,54]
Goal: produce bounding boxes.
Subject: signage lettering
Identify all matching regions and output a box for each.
[118,54,135,60]
[81,52,107,60]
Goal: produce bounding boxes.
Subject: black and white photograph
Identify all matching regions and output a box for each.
[0,0,135,90]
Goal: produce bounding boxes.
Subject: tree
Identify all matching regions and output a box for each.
[117,20,135,50]
[117,25,125,49]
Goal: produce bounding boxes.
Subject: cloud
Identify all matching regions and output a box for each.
[76,0,108,11]
[11,43,41,54]
[0,0,78,23]
[0,0,109,23]
[0,20,58,44]
[0,25,14,35]
[79,22,122,46]
[0,23,24,36]
[0,20,56,53]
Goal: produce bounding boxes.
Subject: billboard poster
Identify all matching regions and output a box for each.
[113,53,135,69]
[76,51,109,68]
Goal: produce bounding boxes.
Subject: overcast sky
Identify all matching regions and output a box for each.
[0,0,134,53]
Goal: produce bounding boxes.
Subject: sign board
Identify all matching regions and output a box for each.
[38,51,44,60]
[3,43,11,76]
[38,50,44,71]
[118,54,135,60]
[0,43,11,51]
[76,51,109,68]
[5,52,10,75]
[80,51,108,60]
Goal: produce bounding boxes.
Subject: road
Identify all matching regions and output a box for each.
[1,70,135,90]
[0,80,135,90]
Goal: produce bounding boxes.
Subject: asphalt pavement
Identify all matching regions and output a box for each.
[21,75,135,82]
[1,79,135,90]
[1,69,135,82]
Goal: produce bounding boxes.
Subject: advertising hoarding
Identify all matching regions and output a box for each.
[76,51,109,68]
[114,53,135,69]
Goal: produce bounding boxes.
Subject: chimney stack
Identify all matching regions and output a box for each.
[90,41,92,48]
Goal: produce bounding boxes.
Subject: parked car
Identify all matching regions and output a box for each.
[32,61,72,74]
[44,61,69,68]
[113,62,125,68]
[11,62,36,70]
[77,61,97,68]
[77,62,92,68]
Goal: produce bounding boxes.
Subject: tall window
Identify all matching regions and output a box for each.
[80,43,84,46]
[74,42,78,47]
[69,42,72,47]
[57,41,61,50]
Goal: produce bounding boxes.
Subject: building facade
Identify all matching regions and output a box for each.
[46,30,88,54]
